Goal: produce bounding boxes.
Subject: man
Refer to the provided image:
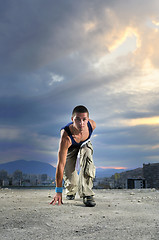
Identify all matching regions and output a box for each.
[50,105,96,207]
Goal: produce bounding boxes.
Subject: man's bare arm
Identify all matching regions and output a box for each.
[50,131,71,205]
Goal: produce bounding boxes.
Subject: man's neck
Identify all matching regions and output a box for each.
[72,125,87,135]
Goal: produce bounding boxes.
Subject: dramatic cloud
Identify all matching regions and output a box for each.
[1,0,159,169]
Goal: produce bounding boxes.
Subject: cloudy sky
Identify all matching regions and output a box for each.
[1,0,159,170]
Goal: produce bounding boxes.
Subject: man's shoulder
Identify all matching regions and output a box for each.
[61,122,72,130]
[60,129,72,148]
[89,119,96,130]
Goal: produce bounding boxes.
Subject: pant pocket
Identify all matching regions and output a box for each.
[85,159,96,178]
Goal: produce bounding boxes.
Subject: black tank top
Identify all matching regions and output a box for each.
[61,121,93,151]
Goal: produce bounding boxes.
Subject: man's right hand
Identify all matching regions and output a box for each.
[50,193,63,206]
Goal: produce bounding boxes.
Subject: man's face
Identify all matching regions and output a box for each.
[71,112,89,132]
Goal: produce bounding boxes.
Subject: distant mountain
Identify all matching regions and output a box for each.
[95,168,128,178]
[0,160,134,179]
[0,160,56,178]
[111,167,143,179]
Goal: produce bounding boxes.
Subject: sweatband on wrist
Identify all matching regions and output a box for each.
[55,187,63,193]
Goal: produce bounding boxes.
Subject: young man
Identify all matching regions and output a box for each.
[50,105,96,207]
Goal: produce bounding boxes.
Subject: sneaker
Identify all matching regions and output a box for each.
[83,196,96,207]
[66,194,75,200]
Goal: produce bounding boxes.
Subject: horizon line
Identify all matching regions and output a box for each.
[96,166,128,170]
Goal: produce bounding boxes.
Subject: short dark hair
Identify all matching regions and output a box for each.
[72,105,89,117]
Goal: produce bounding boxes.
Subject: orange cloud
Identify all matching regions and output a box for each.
[97,166,128,170]
[128,116,159,126]
[109,27,140,52]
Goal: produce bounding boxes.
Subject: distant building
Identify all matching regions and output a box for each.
[143,163,159,189]
[126,178,147,189]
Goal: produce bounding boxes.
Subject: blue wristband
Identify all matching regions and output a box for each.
[55,187,63,193]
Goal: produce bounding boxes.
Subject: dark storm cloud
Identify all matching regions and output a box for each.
[1,0,159,168]
[0,0,109,75]
[1,0,158,75]
[96,125,159,146]
[121,111,158,119]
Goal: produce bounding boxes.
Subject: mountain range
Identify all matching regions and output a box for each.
[0,160,128,178]
[0,160,56,178]
[95,167,128,178]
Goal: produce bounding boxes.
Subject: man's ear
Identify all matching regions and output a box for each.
[71,116,73,121]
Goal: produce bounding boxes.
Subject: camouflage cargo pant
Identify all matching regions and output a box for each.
[63,141,96,197]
